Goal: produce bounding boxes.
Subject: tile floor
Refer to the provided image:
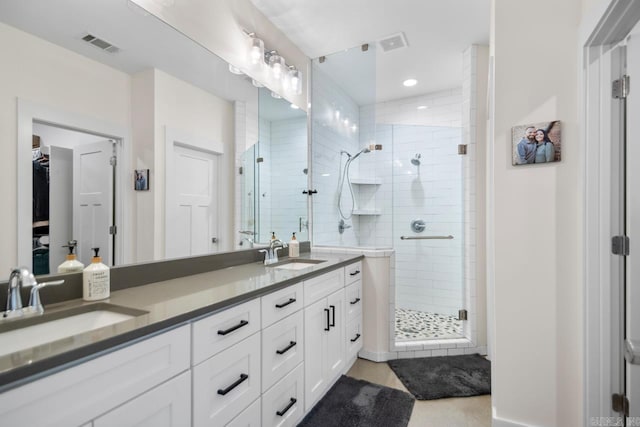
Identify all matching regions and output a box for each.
[346,358,491,427]
[395,308,463,340]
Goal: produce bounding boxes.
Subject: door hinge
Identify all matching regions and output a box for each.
[612,393,629,417]
[458,309,468,321]
[109,225,117,235]
[612,235,629,256]
[109,156,117,166]
[458,144,467,155]
[612,75,630,99]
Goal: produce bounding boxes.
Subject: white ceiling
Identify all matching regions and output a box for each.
[250,0,490,103]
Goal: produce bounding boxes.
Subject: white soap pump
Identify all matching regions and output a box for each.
[289,232,300,258]
[82,247,110,301]
[57,240,84,273]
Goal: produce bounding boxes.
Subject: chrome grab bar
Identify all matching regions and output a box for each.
[400,235,454,240]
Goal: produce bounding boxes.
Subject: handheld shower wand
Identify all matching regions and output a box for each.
[338,147,371,220]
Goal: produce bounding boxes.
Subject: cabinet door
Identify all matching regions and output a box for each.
[345,280,362,322]
[304,297,329,411]
[226,398,261,427]
[303,269,344,306]
[94,371,190,427]
[262,363,304,427]
[344,261,362,285]
[326,288,346,382]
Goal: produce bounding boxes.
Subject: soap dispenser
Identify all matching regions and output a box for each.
[289,232,300,258]
[83,247,110,301]
[57,240,84,273]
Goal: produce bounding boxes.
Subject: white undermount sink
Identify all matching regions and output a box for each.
[269,258,327,271]
[0,304,147,357]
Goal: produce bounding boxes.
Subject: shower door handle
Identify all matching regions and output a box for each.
[400,235,454,240]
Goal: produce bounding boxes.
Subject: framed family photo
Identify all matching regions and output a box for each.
[134,169,149,191]
[511,120,561,166]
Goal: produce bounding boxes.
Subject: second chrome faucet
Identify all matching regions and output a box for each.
[259,239,288,265]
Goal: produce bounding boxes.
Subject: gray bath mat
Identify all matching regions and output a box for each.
[298,375,414,427]
[387,354,491,400]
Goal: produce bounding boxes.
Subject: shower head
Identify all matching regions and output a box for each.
[411,153,421,166]
[351,147,371,161]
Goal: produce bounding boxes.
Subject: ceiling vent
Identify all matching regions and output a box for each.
[377,32,408,53]
[81,33,119,53]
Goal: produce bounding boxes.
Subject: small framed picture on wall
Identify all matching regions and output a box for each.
[134,169,149,191]
[511,120,561,166]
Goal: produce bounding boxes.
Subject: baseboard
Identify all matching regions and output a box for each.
[358,349,394,362]
[493,415,538,427]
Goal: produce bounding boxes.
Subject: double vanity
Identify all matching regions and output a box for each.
[0,248,364,426]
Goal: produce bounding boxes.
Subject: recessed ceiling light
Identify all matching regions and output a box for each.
[403,79,418,87]
[417,105,428,110]
[290,104,299,109]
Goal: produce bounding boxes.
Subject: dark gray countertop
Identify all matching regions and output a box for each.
[0,251,363,392]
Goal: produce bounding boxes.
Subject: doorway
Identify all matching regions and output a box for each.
[31,123,117,273]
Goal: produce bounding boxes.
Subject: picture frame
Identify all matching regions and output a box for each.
[511,120,561,166]
[134,169,149,191]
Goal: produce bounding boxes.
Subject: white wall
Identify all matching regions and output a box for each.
[133,69,235,259]
[0,22,132,278]
[490,0,582,425]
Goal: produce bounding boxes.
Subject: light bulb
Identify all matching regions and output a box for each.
[247,35,264,67]
[269,53,286,81]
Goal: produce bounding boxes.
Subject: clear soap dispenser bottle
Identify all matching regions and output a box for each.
[289,232,299,258]
[57,240,84,273]
[83,247,110,301]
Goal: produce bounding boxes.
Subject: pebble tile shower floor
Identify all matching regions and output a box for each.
[395,308,462,340]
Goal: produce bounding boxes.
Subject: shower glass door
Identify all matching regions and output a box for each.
[392,124,465,341]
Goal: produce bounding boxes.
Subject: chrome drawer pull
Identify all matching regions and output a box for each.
[350,333,361,343]
[276,397,297,416]
[275,298,296,308]
[276,341,297,355]
[217,373,248,395]
[217,319,249,336]
[350,297,361,305]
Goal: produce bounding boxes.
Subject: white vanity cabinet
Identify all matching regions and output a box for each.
[304,287,346,411]
[345,277,364,362]
[0,325,191,427]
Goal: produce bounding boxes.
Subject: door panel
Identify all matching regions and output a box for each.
[166,143,218,259]
[73,140,113,266]
[626,32,640,418]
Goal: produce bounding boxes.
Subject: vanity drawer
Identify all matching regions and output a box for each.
[344,261,362,285]
[226,398,261,427]
[345,280,363,322]
[262,363,304,427]
[303,269,344,306]
[261,282,303,328]
[262,310,304,392]
[346,318,363,362]
[192,298,261,365]
[193,332,261,427]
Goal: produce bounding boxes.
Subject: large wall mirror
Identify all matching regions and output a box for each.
[0,0,309,280]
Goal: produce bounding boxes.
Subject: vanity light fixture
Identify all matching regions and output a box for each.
[268,51,286,80]
[247,33,265,66]
[251,79,264,88]
[403,78,418,87]
[290,103,300,109]
[270,91,282,99]
[287,66,303,95]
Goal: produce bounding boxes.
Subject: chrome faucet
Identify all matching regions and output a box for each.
[259,239,288,265]
[3,267,64,319]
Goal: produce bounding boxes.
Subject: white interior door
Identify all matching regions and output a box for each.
[49,146,73,271]
[166,135,219,259]
[73,140,113,266]
[626,31,640,418]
